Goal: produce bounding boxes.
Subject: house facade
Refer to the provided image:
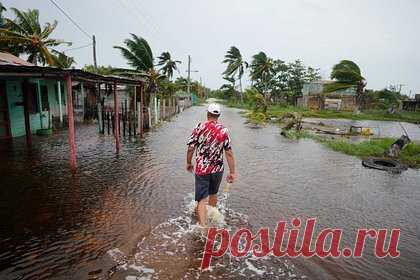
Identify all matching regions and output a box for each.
[0,77,68,138]
[0,52,69,139]
[297,80,357,111]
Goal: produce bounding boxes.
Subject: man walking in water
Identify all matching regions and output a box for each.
[186,103,236,227]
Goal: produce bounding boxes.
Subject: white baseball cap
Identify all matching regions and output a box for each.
[207,103,221,115]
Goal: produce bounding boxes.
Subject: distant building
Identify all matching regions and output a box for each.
[297,80,357,111]
[402,94,420,112]
[175,91,193,111]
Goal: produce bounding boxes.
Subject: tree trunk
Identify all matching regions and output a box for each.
[239,77,243,103]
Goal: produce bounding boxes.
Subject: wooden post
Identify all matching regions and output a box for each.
[113,81,120,153]
[148,107,152,128]
[97,83,103,133]
[163,98,166,120]
[22,80,32,147]
[122,101,126,137]
[140,84,144,137]
[80,82,85,121]
[57,81,63,125]
[65,74,77,173]
[37,80,43,129]
[154,95,158,125]
[133,85,137,136]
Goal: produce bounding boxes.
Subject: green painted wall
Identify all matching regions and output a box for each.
[3,78,67,138]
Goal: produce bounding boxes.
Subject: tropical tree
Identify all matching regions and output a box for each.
[0,3,6,28]
[250,52,275,99]
[157,51,181,80]
[114,33,154,71]
[114,34,165,94]
[287,60,307,98]
[174,77,189,91]
[159,79,177,97]
[220,76,236,99]
[0,7,71,65]
[305,67,321,82]
[329,60,366,102]
[222,46,248,102]
[331,60,363,83]
[83,64,116,75]
[52,51,75,69]
[271,59,290,102]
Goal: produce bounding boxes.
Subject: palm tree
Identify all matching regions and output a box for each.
[250,52,275,99]
[0,3,6,28]
[220,77,235,99]
[157,51,181,80]
[114,33,154,71]
[174,77,189,92]
[222,46,248,102]
[52,51,75,69]
[114,34,165,94]
[0,7,71,65]
[330,60,366,104]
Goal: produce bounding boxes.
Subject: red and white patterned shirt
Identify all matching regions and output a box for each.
[187,120,232,175]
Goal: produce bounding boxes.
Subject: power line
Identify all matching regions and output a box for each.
[63,43,93,52]
[49,0,92,39]
[114,0,161,44]
[128,0,189,76]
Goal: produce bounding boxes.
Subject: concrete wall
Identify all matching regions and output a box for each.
[298,94,356,111]
[302,82,323,96]
[300,81,357,111]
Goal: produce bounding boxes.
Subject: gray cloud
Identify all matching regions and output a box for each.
[4,0,420,95]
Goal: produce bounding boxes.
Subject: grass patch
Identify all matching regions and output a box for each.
[400,143,420,168]
[247,112,267,124]
[243,103,420,124]
[281,131,420,168]
[324,138,395,158]
[302,110,420,123]
[221,99,253,110]
[222,98,420,123]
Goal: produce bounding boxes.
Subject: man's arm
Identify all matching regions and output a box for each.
[225,149,236,183]
[186,146,195,172]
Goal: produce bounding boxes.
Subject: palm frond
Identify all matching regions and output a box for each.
[40,20,58,39]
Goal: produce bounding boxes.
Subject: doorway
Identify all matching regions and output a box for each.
[0,81,11,139]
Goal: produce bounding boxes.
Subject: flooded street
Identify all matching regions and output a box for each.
[304,118,420,141]
[1,104,420,280]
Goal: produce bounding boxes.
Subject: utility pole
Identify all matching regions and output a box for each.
[187,55,191,93]
[92,34,97,70]
[186,55,198,93]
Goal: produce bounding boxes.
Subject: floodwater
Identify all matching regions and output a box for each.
[1,104,420,280]
[305,118,420,141]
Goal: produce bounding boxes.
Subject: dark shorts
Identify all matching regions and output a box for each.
[195,171,224,202]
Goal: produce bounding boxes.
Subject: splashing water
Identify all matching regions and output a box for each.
[106,193,304,279]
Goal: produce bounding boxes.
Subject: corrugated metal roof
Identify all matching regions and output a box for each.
[0,52,34,66]
[0,64,145,85]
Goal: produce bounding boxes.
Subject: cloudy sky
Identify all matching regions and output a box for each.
[4,0,420,95]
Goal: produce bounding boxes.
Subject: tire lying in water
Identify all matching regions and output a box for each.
[362,157,407,173]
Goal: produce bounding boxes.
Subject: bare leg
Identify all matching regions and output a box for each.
[208,194,217,207]
[197,198,208,227]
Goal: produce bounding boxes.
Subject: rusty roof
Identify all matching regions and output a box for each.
[0,63,145,85]
[0,52,35,66]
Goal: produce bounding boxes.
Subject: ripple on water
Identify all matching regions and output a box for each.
[106,193,304,280]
